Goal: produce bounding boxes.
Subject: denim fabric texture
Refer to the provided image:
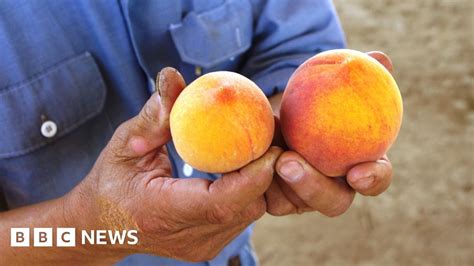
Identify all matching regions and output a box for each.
[0,0,345,265]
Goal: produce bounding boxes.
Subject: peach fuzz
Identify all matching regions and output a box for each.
[170,71,275,173]
[280,49,403,177]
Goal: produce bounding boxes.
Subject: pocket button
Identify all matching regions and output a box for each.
[195,66,202,76]
[40,120,58,138]
[183,163,194,177]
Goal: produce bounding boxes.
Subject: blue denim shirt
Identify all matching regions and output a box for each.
[0,0,345,265]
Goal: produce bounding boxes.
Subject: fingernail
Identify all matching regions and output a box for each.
[279,161,304,182]
[155,71,166,107]
[355,176,375,189]
[155,70,165,95]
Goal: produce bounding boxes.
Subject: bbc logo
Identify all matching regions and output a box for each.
[11,228,75,247]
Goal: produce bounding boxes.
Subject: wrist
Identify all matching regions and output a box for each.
[62,180,134,263]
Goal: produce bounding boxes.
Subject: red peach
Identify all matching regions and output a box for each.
[280,49,403,177]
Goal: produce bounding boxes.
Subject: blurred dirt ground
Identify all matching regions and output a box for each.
[253,0,474,265]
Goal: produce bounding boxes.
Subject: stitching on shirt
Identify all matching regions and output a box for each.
[168,0,252,69]
[0,52,91,95]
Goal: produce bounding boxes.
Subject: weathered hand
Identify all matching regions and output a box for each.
[265,151,392,216]
[265,51,394,216]
[68,68,282,262]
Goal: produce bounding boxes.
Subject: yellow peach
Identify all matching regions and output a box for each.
[170,71,275,173]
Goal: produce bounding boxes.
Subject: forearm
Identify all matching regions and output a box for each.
[0,186,128,265]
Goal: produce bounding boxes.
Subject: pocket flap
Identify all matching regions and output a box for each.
[169,0,253,68]
[0,52,107,159]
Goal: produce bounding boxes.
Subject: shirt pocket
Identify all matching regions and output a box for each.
[169,0,253,69]
[0,52,106,158]
[0,51,111,208]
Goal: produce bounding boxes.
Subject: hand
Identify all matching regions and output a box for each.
[265,51,394,216]
[67,68,282,262]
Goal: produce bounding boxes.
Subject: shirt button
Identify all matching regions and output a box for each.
[183,163,194,177]
[41,120,57,138]
[194,66,202,76]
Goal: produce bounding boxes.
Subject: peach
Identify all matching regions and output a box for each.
[280,49,403,177]
[170,71,274,173]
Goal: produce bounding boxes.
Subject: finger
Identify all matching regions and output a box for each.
[347,155,393,196]
[238,196,267,222]
[276,151,355,217]
[148,147,280,226]
[276,176,311,213]
[265,178,297,216]
[152,147,282,225]
[116,67,186,157]
[367,51,393,72]
[206,147,283,221]
[156,67,186,117]
[130,67,186,155]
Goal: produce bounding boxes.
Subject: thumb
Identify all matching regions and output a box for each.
[366,51,393,73]
[276,151,355,216]
[115,67,186,157]
[209,147,283,212]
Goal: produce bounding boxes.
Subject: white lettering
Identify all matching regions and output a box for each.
[11,228,29,247]
[11,228,139,247]
[33,228,52,247]
[81,230,95,245]
[96,230,107,245]
[57,228,76,247]
[127,230,138,245]
[108,230,127,245]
